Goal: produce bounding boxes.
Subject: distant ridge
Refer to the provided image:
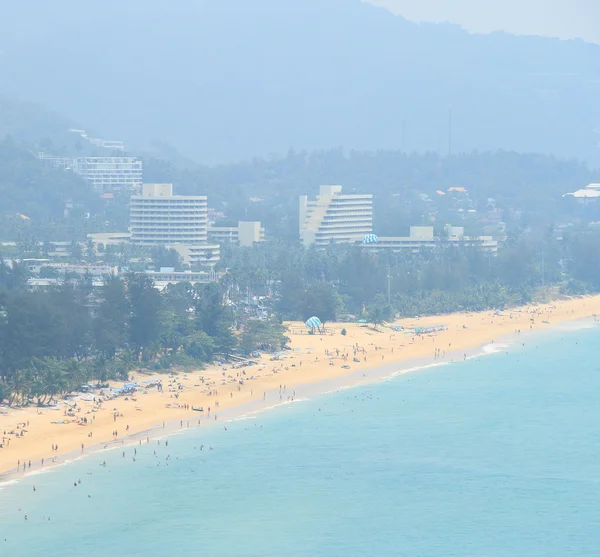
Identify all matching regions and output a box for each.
[0,0,598,164]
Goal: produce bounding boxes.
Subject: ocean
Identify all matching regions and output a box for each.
[1,324,600,556]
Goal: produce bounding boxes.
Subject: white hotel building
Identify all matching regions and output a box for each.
[39,155,143,193]
[130,184,219,266]
[299,185,373,247]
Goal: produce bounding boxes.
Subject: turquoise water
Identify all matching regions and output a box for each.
[1,325,600,556]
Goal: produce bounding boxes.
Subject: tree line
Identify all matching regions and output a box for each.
[219,227,600,323]
[3,219,600,406]
[0,265,287,406]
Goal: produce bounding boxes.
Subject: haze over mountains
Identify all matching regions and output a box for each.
[1,0,599,164]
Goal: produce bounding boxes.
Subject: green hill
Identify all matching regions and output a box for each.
[0,138,99,240]
[0,0,599,163]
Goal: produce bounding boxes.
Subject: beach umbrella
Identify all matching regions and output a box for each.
[362,234,379,245]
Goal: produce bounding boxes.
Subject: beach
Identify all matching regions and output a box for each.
[2,295,600,477]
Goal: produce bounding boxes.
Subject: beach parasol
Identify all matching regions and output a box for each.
[362,234,379,245]
[305,316,322,332]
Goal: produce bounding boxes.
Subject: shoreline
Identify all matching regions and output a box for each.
[2,295,600,482]
[0,350,470,485]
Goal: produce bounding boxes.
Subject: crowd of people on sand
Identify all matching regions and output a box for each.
[0,314,526,471]
[1,420,29,450]
[7,325,459,526]
[2,302,597,479]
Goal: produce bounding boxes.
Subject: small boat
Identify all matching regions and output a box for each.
[192,406,204,412]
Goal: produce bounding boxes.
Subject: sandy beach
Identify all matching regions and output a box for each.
[2,295,600,478]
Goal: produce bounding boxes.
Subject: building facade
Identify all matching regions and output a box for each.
[359,225,498,253]
[166,243,221,267]
[299,185,373,247]
[208,221,265,247]
[144,267,220,287]
[130,184,208,246]
[130,184,219,266]
[87,232,132,248]
[39,155,142,193]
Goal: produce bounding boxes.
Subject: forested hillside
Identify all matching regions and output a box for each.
[0,138,99,239]
[1,0,599,163]
[0,98,78,152]
[0,139,596,242]
[145,150,598,239]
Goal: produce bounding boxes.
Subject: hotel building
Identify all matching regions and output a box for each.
[39,155,143,193]
[130,183,219,266]
[299,185,373,247]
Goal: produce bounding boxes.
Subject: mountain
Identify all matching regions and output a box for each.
[0,0,599,164]
[0,98,78,150]
[0,97,120,157]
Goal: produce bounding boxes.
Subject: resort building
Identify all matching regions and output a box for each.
[299,185,373,247]
[144,267,220,290]
[68,129,126,151]
[22,261,118,278]
[87,232,132,248]
[130,184,220,266]
[166,243,221,267]
[130,184,209,246]
[39,155,143,193]
[563,183,600,203]
[208,221,265,247]
[360,225,498,253]
[27,278,106,292]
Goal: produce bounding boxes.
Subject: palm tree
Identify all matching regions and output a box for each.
[8,370,30,406]
[42,360,68,404]
[367,307,385,331]
[93,355,109,386]
[65,359,87,392]
[85,238,96,261]
[115,349,137,380]
[70,240,84,263]
[117,348,137,370]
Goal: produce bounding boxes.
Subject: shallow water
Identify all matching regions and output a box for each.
[1,326,600,556]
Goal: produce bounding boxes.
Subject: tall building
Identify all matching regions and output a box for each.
[130,184,208,245]
[39,155,142,193]
[299,185,373,247]
[130,183,219,266]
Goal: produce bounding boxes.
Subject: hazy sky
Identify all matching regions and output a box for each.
[367,0,600,44]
